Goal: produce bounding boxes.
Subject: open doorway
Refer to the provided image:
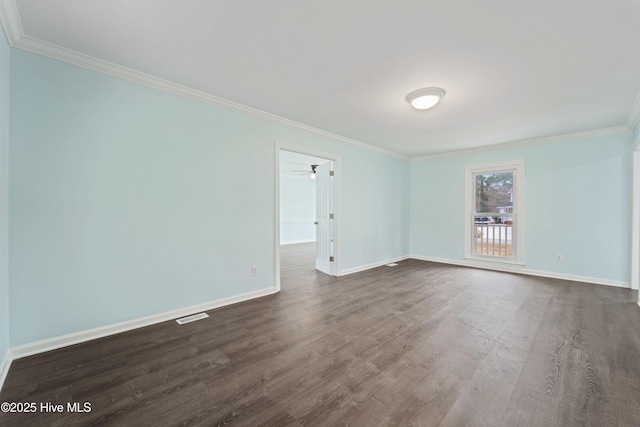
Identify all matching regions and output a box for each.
[275,146,340,291]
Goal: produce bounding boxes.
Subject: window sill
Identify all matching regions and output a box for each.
[464,256,525,270]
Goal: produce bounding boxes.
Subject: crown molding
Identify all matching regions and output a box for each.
[627,88,640,133]
[0,0,21,44]
[16,35,409,161]
[411,126,631,162]
[0,1,408,162]
[1,0,637,163]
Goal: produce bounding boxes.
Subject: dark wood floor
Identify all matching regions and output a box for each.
[2,243,640,426]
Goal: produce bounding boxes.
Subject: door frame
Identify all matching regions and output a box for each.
[632,135,640,296]
[274,141,341,292]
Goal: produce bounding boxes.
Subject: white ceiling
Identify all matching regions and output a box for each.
[4,0,640,157]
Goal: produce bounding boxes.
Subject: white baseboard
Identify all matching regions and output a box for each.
[3,256,633,386]
[410,255,630,288]
[10,286,278,360]
[521,268,629,288]
[338,255,410,276]
[280,239,315,245]
[0,348,12,392]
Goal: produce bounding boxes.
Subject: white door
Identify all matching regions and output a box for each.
[315,162,333,275]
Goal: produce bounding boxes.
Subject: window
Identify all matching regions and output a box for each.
[465,160,524,265]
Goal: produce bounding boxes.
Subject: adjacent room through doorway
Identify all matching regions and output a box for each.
[278,149,335,287]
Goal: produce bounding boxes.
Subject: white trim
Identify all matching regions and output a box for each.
[464,255,524,267]
[410,255,630,289]
[275,148,281,292]
[0,0,407,162]
[280,239,316,245]
[0,1,636,163]
[627,89,640,132]
[338,255,410,276]
[464,160,524,265]
[632,149,640,291]
[275,142,342,289]
[0,0,21,45]
[10,286,277,360]
[633,131,640,152]
[412,127,630,162]
[0,348,12,391]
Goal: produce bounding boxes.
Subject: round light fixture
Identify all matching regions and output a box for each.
[406,87,446,110]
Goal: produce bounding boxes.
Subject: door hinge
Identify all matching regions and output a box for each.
[329,170,334,177]
[329,213,334,219]
[330,256,334,262]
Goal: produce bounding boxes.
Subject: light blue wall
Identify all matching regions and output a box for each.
[8,29,630,349]
[411,132,633,283]
[0,30,9,360]
[280,175,316,244]
[9,49,410,346]
[341,148,410,267]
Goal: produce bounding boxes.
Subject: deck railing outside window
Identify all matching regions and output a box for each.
[474,220,513,258]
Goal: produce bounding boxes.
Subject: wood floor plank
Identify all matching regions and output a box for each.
[1,243,639,426]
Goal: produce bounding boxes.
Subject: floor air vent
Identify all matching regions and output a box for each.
[386,263,398,267]
[176,312,209,325]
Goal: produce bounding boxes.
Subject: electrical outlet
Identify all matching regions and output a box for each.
[251,266,257,276]
[440,244,444,251]
[555,254,563,262]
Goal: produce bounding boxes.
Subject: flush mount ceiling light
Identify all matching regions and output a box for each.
[406,87,446,110]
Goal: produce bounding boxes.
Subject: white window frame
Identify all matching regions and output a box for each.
[464,160,524,265]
